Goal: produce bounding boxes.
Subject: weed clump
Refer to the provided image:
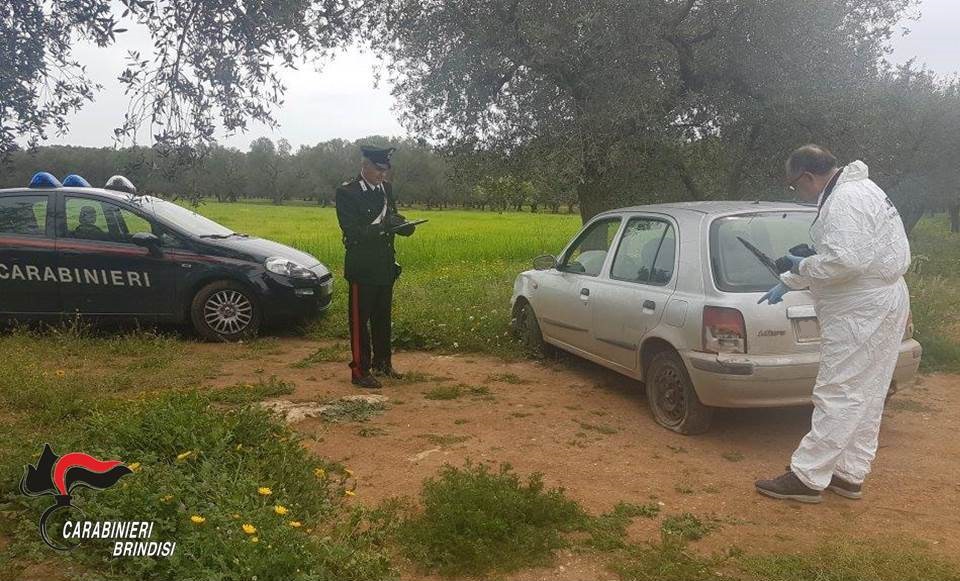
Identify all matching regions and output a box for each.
[399,462,584,576]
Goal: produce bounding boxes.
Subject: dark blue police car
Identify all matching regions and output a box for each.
[0,173,333,341]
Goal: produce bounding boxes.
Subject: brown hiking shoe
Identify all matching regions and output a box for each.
[755,470,822,504]
[827,475,863,499]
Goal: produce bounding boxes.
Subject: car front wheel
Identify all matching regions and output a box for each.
[512,300,555,358]
[191,280,262,342]
[645,349,712,434]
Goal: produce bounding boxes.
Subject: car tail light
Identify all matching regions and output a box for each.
[903,310,914,341]
[703,306,747,354]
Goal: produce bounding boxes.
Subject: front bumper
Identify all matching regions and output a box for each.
[259,271,334,320]
[683,339,923,408]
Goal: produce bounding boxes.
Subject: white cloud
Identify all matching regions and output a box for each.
[48,28,404,150]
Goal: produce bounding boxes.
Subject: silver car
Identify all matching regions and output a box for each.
[510,201,923,434]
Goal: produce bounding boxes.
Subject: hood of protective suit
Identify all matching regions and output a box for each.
[835,160,869,185]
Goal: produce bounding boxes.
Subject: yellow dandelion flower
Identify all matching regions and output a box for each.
[289,521,302,528]
[128,462,141,472]
[273,505,288,516]
[190,515,206,525]
[344,490,356,497]
[251,536,259,543]
[160,494,173,503]
[242,523,257,535]
[313,467,326,479]
[176,451,192,461]
[55,370,66,378]
[257,486,272,496]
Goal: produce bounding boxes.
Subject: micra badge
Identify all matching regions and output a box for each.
[757,329,787,337]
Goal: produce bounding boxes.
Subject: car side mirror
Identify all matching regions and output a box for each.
[132,232,162,254]
[533,254,558,271]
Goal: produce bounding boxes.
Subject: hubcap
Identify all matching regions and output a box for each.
[654,365,686,425]
[204,290,253,335]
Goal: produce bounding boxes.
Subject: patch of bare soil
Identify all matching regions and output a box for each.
[203,338,960,579]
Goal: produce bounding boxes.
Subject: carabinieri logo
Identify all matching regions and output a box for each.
[19,444,132,551]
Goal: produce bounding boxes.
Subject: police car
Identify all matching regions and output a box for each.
[0,172,333,341]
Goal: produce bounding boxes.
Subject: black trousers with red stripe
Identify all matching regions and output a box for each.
[348,282,394,378]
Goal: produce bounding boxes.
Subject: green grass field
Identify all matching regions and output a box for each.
[194,201,960,370]
[196,203,581,353]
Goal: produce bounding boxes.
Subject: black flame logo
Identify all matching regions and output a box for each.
[20,444,132,550]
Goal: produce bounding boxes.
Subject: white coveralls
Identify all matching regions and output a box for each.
[781,161,911,490]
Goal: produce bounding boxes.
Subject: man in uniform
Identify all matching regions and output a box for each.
[335,145,416,389]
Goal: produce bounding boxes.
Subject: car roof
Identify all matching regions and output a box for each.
[598,200,817,216]
[0,186,145,203]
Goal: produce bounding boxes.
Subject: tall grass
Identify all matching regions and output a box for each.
[195,202,960,366]
[905,216,960,372]
[196,203,581,353]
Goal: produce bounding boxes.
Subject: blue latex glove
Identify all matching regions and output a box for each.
[775,254,804,274]
[758,282,790,305]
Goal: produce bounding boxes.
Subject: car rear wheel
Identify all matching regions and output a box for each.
[645,349,712,435]
[513,301,555,358]
[191,281,261,342]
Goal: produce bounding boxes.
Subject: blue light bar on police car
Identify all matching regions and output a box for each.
[62,174,92,187]
[29,172,62,189]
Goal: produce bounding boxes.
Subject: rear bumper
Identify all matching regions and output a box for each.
[683,339,923,408]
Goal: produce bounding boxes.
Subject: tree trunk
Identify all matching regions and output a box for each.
[950,203,959,234]
[725,121,762,199]
[577,175,618,223]
[901,205,925,237]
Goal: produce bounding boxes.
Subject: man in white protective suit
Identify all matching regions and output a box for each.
[754,144,912,503]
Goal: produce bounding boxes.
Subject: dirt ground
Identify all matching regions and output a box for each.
[205,339,960,580]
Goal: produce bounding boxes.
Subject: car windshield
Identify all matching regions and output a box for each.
[710,211,816,293]
[127,196,235,238]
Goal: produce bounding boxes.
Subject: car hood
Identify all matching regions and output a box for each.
[206,236,323,268]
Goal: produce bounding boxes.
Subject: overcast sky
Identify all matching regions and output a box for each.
[48,0,959,151]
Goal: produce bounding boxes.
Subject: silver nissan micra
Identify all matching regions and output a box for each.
[510,201,922,434]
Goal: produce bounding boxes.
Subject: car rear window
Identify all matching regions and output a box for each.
[710,211,816,293]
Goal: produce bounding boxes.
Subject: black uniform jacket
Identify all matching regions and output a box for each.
[335,176,414,285]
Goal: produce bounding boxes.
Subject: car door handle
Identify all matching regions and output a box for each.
[580,288,590,297]
[643,300,656,310]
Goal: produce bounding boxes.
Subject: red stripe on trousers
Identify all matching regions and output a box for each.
[350,282,362,379]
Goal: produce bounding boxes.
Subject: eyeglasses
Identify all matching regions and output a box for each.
[787,173,807,192]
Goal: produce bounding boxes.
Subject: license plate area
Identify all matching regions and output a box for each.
[793,318,821,343]
[787,305,820,343]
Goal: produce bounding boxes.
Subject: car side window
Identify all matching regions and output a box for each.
[119,208,153,238]
[65,197,112,242]
[159,230,186,249]
[65,197,159,245]
[0,196,48,237]
[610,217,676,285]
[560,218,621,276]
